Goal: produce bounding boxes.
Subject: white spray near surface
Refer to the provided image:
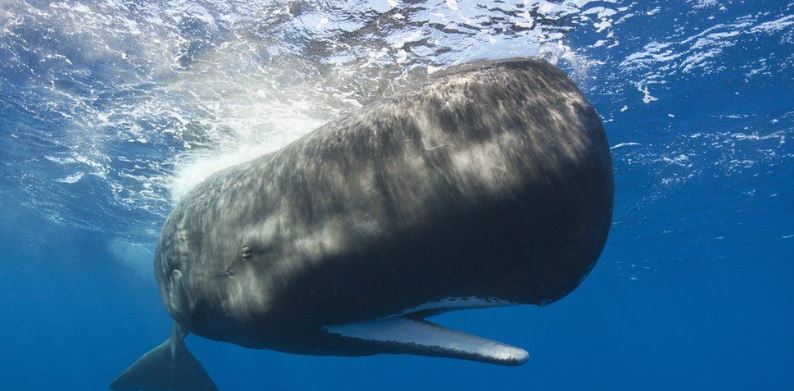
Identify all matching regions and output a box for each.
[108,237,155,276]
[2,0,629,273]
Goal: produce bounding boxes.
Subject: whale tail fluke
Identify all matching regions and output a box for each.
[111,325,218,391]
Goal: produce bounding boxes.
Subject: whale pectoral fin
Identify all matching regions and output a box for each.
[324,316,528,365]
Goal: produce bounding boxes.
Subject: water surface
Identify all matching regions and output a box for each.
[1,1,792,389]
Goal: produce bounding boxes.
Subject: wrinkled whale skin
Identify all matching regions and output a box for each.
[156,58,613,356]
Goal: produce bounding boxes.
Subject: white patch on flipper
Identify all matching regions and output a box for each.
[324,317,528,365]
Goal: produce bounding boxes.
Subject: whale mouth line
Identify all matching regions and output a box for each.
[386,296,517,319]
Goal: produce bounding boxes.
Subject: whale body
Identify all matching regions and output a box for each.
[112,58,613,391]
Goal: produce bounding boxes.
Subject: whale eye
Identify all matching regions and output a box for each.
[240,246,252,261]
[172,269,182,279]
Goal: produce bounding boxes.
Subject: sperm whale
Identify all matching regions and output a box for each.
[112,58,613,391]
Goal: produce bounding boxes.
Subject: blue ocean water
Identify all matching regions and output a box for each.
[1,1,792,390]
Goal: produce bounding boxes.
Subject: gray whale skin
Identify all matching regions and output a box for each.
[112,58,613,391]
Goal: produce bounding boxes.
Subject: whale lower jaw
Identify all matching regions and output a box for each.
[323,315,528,365]
[323,298,527,365]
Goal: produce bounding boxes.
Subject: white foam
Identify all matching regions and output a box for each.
[637,83,658,104]
[170,143,283,202]
[611,142,641,150]
[168,104,327,202]
[54,172,84,184]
